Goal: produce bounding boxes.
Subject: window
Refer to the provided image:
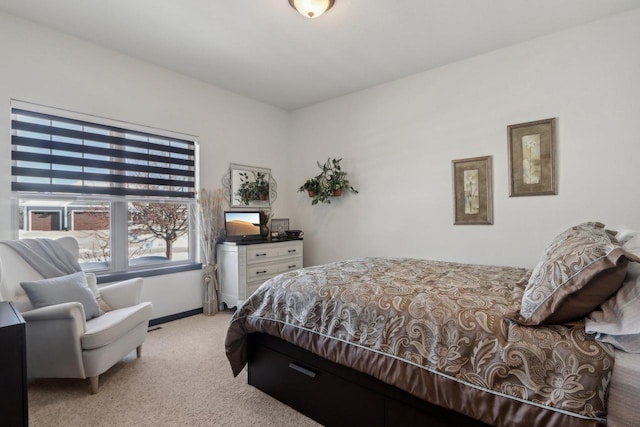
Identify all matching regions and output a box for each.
[11,101,199,278]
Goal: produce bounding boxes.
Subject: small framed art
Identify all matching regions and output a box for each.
[452,156,493,225]
[270,218,290,237]
[507,118,557,197]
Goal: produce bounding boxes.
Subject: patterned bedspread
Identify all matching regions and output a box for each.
[225,257,614,427]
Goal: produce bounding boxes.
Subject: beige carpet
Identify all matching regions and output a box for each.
[28,311,320,426]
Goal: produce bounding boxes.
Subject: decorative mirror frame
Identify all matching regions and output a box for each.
[222,163,277,209]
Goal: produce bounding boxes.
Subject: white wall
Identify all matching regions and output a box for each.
[2,9,639,317]
[289,9,640,269]
[0,13,291,319]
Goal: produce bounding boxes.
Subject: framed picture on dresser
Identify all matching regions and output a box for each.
[270,218,290,237]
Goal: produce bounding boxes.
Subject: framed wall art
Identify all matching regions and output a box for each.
[507,118,557,197]
[452,156,493,225]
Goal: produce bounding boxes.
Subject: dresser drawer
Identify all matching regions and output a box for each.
[246,257,303,282]
[246,242,302,264]
[246,262,281,281]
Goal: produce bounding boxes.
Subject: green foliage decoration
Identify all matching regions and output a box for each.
[298,158,358,205]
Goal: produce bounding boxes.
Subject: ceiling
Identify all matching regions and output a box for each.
[1,0,640,111]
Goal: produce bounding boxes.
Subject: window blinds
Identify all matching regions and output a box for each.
[11,108,195,199]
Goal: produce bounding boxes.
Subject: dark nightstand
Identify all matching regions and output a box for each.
[0,301,28,426]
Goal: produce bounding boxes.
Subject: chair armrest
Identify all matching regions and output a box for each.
[99,278,143,309]
[22,302,86,326]
[21,302,87,379]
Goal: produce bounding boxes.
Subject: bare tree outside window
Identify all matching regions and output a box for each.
[81,229,110,264]
[128,202,189,261]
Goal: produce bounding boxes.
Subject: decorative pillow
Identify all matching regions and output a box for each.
[21,271,103,320]
[614,225,640,246]
[585,262,640,352]
[623,232,640,258]
[517,222,634,325]
[85,272,113,313]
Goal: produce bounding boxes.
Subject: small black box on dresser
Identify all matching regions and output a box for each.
[0,301,28,427]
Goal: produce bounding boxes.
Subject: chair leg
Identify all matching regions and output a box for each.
[89,376,99,394]
[136,345,142,358]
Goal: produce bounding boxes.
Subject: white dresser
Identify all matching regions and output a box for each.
[217,239,303,309]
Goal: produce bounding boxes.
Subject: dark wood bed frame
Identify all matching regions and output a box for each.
[247,333,489,426]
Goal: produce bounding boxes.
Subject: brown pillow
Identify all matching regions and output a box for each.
[517,222,634,325]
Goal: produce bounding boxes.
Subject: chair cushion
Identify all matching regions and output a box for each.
[20,271,102,320]
[81,302,153,350]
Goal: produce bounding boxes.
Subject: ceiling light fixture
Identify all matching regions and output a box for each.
[288,0,335,19]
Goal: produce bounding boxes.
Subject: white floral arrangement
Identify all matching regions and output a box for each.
[196,188,226,314]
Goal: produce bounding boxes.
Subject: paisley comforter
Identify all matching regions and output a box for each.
[225,257,614,427]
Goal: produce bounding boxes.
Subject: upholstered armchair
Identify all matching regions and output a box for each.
[0,236,153,393]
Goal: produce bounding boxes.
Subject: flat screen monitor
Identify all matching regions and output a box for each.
[224,211,263,242]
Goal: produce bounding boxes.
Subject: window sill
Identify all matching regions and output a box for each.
[96,262,202,284]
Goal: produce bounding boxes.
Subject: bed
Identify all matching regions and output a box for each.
[225,222,640,426]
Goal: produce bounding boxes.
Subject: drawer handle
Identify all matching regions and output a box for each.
[288,249,297,253]
[255,253,267,257]
[288,264,297,269]
[288,362,317,378]
[256,270,268,274]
